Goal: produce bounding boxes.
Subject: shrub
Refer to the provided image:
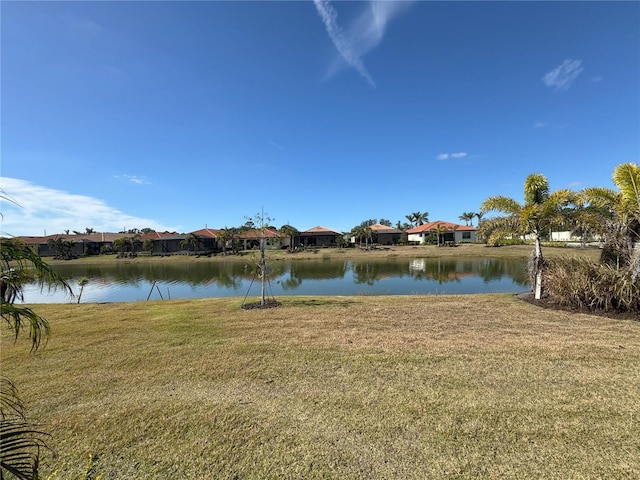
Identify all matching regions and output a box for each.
[543,257,640,313]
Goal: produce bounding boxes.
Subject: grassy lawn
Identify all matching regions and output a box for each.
[48,243,602,265]
[3,293,639,479]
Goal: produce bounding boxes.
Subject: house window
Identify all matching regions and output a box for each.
[462,232,471,240]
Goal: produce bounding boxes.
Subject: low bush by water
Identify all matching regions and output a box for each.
[544,257,640,314]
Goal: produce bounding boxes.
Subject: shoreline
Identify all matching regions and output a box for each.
[46,243,602,266]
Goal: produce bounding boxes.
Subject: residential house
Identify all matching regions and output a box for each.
[237,228,286,250]
[369,223,404,245]
[18,232,187,257]
[299,226,342,248]
[407,221,477,245]
[190,228,222,253]
[20,232,136,257]
[140,232,187,255]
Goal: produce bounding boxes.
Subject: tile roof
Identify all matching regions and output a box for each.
[301,226,342,235]
[190,228,222,239]
[238,229,284,239]
[406,221,476,234]
[369,223,403,234]
[140,232,185,240]
[17,232,186,243]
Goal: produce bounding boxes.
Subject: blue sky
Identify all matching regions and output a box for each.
[2,1,638,236]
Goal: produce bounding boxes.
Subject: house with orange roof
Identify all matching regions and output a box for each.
[406,221,477,245]
[369,223,404,245]
[299,226,342,248]
[140,231,187,255]
[189,228,223,252]
[237,228,286,250]
[18,231,190,257]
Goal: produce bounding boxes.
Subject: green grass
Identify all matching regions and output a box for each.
[3,294,639,479]
[47,244,603,266]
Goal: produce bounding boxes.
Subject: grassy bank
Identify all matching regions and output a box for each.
[47,243,602,265]
[2,294,639,479]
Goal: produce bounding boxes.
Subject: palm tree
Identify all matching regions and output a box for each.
[405,214,415,226]
[143,238,156,256]
[363,225,374,248]
[216,228,231,254]
[458,212,475,226]
[351,225,364,248]
[405,211,428,227]
[47,238,63,258]
[280,224,299,251]
[181,233,200,255]
[430,223,450,247]
[77,276,89,304]
[581,162,640,277]
[1,236,73,480]
[481,173,575,299]
[46,238,74,259]
[112,237,130,257]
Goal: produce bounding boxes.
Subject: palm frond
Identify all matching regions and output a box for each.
[523,173,549,205]
[0,377,51,480]
[480,196,522,216]
[0,303,51,352]
[0,378,25,420]
[1,238,73,298]
[477,216,522,245]
[612,162,640,217]
[581,187,621,207]
[520,204,543,235]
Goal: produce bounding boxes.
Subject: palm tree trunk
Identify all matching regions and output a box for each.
[631,242,640,282]
[533,237,543,300]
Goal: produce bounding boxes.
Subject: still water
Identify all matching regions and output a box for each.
[23,257,530,303]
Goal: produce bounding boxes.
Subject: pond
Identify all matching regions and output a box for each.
[22,257,530,303]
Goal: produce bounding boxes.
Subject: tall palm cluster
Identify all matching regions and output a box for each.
[405,211,428,227]
[458,211,483,226]
[479,163,640,310]
[350,222,375,249]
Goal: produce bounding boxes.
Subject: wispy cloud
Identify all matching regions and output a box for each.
[437,152,467,160]
[62,13,106,37]
[542,59,584,91]
[114,174,150,185]
[268,140,285,151]
[314,0,412,87]
[0,178,176,236]
[533,121,568,130]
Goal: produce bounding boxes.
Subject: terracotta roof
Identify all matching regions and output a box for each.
[369,223,403,234]
[15,236,50,245]
[18,233,134,243]
[406,221,476,234]
[17,232,187,243]
[190,228,222,239]
[140,232,185,240]
[301,226,342,235]
[238,229,284,239]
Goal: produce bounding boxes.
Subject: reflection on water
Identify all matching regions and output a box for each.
[22,257,529,303]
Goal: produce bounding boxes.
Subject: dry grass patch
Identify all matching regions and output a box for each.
[2,295,639,479]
